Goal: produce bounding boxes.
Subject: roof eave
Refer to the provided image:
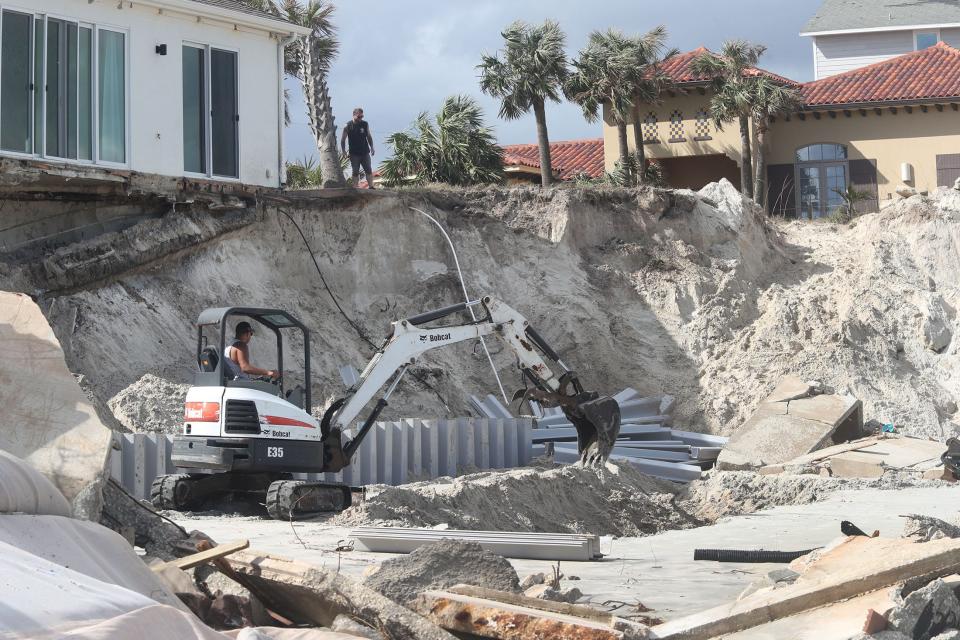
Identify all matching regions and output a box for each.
[801,22,960,37]
[139,0,312,35]
[801,96,960,110]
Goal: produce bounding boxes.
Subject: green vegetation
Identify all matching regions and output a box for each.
[379,96,504,187]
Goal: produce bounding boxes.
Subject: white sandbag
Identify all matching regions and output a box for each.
[0,448,71,516]
[0,514,187,612]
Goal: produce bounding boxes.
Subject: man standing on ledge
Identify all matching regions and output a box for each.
[341,107,375,189]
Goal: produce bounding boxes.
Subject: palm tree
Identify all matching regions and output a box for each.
[627,28,676,184]
[379,95,504,187]
[243,0,346,187]
[690,41,767,199]
[478,20,568,187]
[566,30,637,181]
[751,78,802,208]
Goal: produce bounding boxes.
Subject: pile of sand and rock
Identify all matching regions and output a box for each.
[334,461,943,537]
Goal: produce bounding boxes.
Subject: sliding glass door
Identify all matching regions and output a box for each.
[98,29,125,163]
[0,10,124,164]
[0,10,33,153]
[183,45,238,179]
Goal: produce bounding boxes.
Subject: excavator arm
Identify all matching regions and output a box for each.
[318,296,620,471]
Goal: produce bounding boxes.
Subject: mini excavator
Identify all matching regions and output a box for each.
[151,296,620,519]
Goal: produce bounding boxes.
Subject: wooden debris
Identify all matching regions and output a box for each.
[653,536,960,640]
[153,539,249,571]
[413,589,649,639]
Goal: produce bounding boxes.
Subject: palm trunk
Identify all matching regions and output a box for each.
[533,99,553,187]
[301,37,346,189]
[617,120,630,183]
[738,114,754,199]
[632,105,645,185]
[754,118,769,210]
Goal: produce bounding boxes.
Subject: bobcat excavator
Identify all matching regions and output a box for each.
[151,296,620,519]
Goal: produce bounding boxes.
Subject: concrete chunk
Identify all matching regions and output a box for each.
[224,549,456,640]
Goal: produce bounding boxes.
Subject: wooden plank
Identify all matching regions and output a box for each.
[161,539,250,570]
[446,584,615,624]
[413,590,628,640]
[653,536,960,640]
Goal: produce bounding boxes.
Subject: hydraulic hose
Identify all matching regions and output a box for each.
[693,548,818,563]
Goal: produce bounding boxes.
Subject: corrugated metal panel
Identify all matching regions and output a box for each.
[814,32,913,79]
[111,418,533,499]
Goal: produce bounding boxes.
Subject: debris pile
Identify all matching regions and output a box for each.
[363,539,520,605]
[109,374,191,434]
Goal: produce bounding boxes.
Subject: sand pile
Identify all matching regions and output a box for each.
[108,374,190,434]
[363,539,520,605]
[336,464,943,536]
[334,462,697,536]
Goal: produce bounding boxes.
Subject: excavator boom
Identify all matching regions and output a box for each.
[322,296,620,469]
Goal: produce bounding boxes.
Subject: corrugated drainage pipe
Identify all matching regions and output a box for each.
[693,548,819,563]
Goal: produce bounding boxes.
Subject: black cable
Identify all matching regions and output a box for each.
[693,548,818,563]
[274,207,452,413]
[106,477,190,538]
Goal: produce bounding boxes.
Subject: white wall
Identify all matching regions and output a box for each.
[943,28,960,48]
[813,31,914,79]
[2,0,288,187]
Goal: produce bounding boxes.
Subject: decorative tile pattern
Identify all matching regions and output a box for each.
[694,108,712,139]
[642,112,659,143]
[669,110,685,142]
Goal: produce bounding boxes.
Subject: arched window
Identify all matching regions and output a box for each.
[642,112,658,143]
[794,144,849,219]
[668,110,685,143]
[694,108,712,140]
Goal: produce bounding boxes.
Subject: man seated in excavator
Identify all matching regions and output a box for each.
[224,321,279,381]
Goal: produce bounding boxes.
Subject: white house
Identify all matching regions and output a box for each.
[802,0,960,79]
[0,0,309,187]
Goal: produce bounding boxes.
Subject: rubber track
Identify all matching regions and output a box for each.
[150,473,192,510]
[266,480,351,521]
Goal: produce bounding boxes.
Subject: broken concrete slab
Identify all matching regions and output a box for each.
[223,549,457,640]
[887,579,960,638]
[653,536,960,640]
[413,589,649,639]
[0,292,113,517]
[828,438,946,478]
[717,376,862,470]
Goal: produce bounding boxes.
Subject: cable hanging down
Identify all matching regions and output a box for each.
[274,207,452,414]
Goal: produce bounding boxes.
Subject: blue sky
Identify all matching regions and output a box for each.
[284,0,824,164]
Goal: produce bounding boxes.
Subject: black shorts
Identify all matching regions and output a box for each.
[350,153,373,177]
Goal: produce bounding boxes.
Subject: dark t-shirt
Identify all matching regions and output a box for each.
[345,120,371,155]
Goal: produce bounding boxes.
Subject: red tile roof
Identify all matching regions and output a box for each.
[501,139,605,180]
[660,47,800,87]
[801,42,960,107]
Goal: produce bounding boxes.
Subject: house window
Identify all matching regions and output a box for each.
[642,112,658,143]
[694,108,712,140]
[915,31,939,50]
[668,110,685,143]
[0,10,126,164]
[183,44,239,179]
[794,143,848,219]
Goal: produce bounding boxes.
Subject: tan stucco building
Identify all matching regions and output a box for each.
[602,41,960,218]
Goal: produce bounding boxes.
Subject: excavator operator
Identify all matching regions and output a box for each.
[225,321,279,381]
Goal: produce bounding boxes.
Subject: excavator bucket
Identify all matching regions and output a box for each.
[564,395,621,466]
